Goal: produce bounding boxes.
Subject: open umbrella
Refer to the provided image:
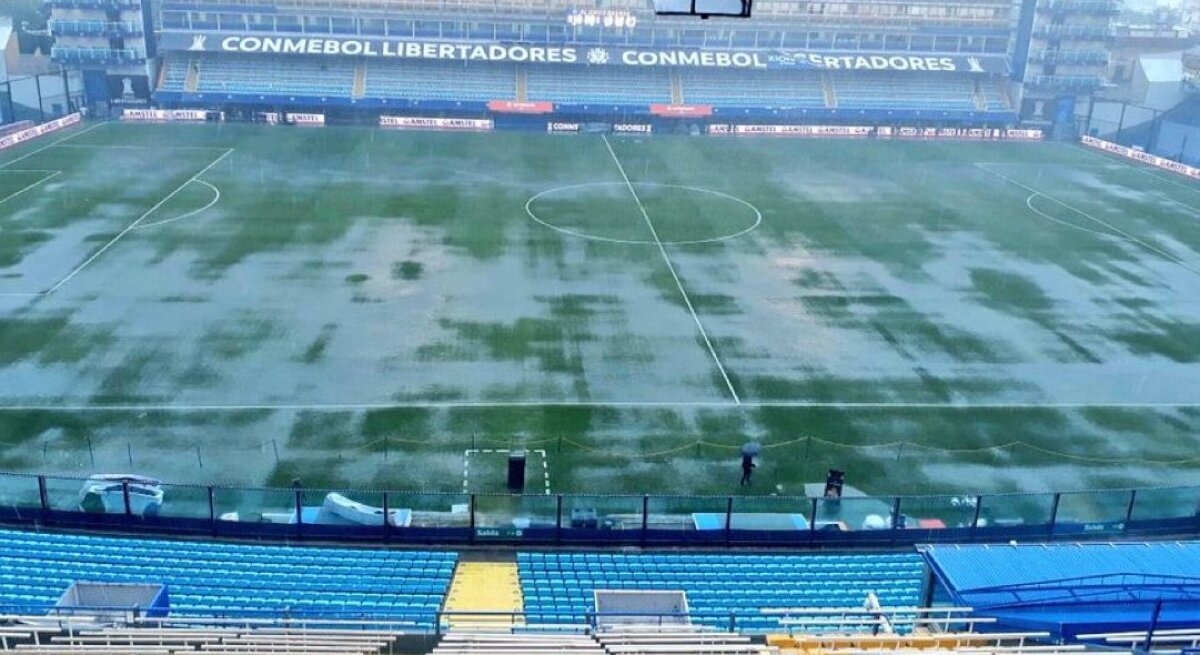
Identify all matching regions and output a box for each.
[741,441,762,457]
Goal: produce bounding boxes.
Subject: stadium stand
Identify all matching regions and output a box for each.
[158,57,190,93]
[831,74,979,111]
[517,552,925,631]
[525,66,672,104]
[189,55,357,96]
[680,70,827,108]
[364,61,516,101]
[0,529,455,624]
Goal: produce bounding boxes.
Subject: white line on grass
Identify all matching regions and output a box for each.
[51,144,230,151]
[1012,150,1200,216]
[976,163,1200,276]
[44,148,234,294]
[1025,192,1119,239]
[0,400,1198,411]
[0,170,60,206]
[133,180,220,230]
[463,448,551,494]
[601,134,740,405]
[0,121,108,170]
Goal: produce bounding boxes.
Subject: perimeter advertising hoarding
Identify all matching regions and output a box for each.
[380,116,494,131]
[1081,135,1200,180]
[0,113,80,151]
[121,108,213,122]
[710,124,1043,139]
[650,104,713,117]
[286,112,325,125]
[488,100,554,113]
[159,32,1009,74]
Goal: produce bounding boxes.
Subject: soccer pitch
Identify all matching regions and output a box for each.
[0,120,1197,498]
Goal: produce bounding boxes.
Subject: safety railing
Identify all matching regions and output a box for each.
[0,605,981,635]
[0,471,1197,548]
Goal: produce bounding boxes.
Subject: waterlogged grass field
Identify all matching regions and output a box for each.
[0,120,1198,501]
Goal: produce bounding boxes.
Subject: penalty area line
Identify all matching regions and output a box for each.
[975,163,1200,277]
[0,121,109,170]
[44,148,234,295]
[0,170,61,206]
[601,134,741,405]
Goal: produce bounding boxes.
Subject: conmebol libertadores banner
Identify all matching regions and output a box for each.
[158,32,1010,74]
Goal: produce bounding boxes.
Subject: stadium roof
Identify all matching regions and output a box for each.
[922,543,1200,638]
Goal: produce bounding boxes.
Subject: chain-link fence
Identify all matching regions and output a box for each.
[0,69,85,127]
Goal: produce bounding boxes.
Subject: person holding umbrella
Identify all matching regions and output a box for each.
[739,442,761,486]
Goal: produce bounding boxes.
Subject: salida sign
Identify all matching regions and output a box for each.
[160,32,1009,74]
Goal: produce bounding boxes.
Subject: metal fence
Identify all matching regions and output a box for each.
[0,471,1197,547]
[0,70,85,127]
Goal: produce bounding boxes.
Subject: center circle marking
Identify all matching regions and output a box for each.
[524,181,763,245]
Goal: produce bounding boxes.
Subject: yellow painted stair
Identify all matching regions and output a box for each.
[443,561,524,628]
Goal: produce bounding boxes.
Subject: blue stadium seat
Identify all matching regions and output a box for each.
[682,70,826,108]
[0,529,455,624]
[364,60,515,101]
[526,65,669,104]
[517,551,924,632]
[833,73,979,111]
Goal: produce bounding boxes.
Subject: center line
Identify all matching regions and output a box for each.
[602,134,740,405]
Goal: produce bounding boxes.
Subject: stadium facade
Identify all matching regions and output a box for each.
[42,0,1116,131]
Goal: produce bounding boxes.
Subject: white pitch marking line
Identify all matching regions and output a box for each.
[51,144,231,151]
[0,170,60,206]
[45,148,234,295]
[601,134,740,405]
[989,156,1200,216]
[2,400,1198,411]
[0,121,108,170]
[1025,192,1113,239]
[462,448,551,494]
[976,163,1200,277]
[537,449,551,495]
[133,180,220,230]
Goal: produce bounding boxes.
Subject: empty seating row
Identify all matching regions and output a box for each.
[0,529,455,622]
[0,530,454,561]
[833,73,977,111]
[681,70,826,107]
[365,60,515,100]
[192,55,356,96]
[517,552,923,632]
[526,65,670,104]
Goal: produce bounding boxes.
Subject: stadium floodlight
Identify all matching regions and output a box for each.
[653,0,752,18]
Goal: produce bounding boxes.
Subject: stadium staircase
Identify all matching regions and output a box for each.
[821,73,836,108]
[516,67,528,101]
[670,70,684,104]
[353,61,367,100]
[184,59,199,93]
[972,80,987,111]
[443,555,524,628]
